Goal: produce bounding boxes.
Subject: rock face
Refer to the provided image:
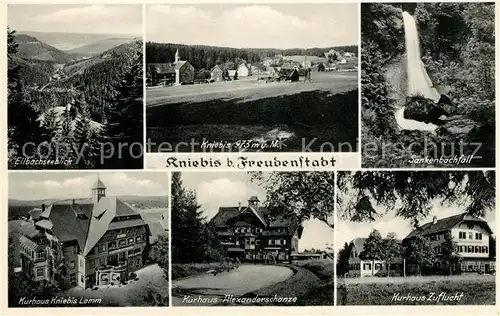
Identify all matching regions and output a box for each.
[404,95,449,125]
[437,118,480,137]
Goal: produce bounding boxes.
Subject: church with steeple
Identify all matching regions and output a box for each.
[147,47,195,86]
[18,177,152,289]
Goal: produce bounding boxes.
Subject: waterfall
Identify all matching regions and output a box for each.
[402,11,440,101]
[395,11,441,132]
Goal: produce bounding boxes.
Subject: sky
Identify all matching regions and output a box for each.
[336,201,497,251]
[179,171,333,252]
[9,172,169,200]
[8,4,142,35]
[147,4,358,49]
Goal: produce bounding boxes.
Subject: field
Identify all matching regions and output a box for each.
[337,274,496,305]
[146,72,358,152]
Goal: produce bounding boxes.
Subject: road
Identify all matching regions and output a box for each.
[172,264,294,306]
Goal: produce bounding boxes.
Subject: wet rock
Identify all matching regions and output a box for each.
[437,118,480,136]
[404,95,449,125]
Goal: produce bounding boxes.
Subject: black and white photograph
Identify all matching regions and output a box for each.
[336,171,496,305]
[7,5,144,170]
[8,172,169,307]
[361,3,495,168]
[171,171,334,306]
[146,4,358,153]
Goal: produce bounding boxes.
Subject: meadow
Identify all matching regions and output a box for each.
[337,274,495,305]
[146,71,358,152]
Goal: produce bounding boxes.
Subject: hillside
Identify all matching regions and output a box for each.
[146,42,358,70]
[68,37,136,57]
[8,195,168,219]
[14,33,76,63]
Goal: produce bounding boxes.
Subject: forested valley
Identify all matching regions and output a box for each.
[7,28,144,169]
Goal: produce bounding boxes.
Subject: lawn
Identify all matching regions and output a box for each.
[337,274,495,305]
[146,72,358,152]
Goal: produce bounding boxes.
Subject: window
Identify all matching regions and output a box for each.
[476,233,482,240]
[89,260,95,269]
[459,246,464,252]
[459,232,466,239]
[118,239,126,247]
[108,242,116,250]
[269,239,273,245]
[70,273,76,283]
[99,257,105,266]
[475,246,481,253]
[69,260,76,269]
[80,258,84,268]
[136,258,140,265]
[98,244,105,253]
[81,275,84,283]
[283,240,287,245]
[469,232,473,240]
[36,250,45,260]
[483,246,488,253]
[36,267,45,277]
[136,236,142,243]
[128,238,134,245]
[468,246,473,253]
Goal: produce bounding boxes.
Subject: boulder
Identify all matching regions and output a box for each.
[404,95,450,125]
[437,118,480,136]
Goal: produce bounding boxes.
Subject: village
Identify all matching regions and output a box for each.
[146,48,357,87]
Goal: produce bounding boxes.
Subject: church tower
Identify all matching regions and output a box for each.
[91,176,106,204]
[175,48,180,63]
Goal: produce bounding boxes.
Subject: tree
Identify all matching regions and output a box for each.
[337,171,495,222]
[171,172,207,263]
[403,235,436,275]
[359,229,384,275]
[149,234,169,278]
[233,70,238,80]
[336,242,351,277]
[381,232,402,277]
[249,171,334,229]
[317,63,325,72]
[7,27,41,160]
[103,43,143,169]
[71,97,102,168]
[439,232,461,275]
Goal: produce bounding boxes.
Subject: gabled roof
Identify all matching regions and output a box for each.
[174,60,189,70]
[20,235,42,250]
[19,222,42,238]
[211,64,226,73]
[351,237,367,254]
[46,203,93,248]
[404,213,492,239]
[83,197,147,255]
[211,202,301,235]
[279,68,299,77]
[29,208,43,221]
[92,179,107,190]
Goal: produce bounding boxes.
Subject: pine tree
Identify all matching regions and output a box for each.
[72,98,101,168]
[103,43,143,169]
[7,27,41,162]
[171,172,208,263]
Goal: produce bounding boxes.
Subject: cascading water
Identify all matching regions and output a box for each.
[395,11,441,132]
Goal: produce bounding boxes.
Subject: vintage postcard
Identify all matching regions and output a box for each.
[360,3,495,168]
[336,171,496,305]
[145,3,359,153]
[7,5,144,170]
[7,172,169,307]
[170,171,334,306]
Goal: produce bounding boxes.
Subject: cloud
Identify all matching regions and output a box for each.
[147,4,357,48]
[196,178,259,220]
[9,173,168,200]
[10,5,142,35]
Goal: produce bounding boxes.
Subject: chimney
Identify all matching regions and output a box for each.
[433,216,437,225]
